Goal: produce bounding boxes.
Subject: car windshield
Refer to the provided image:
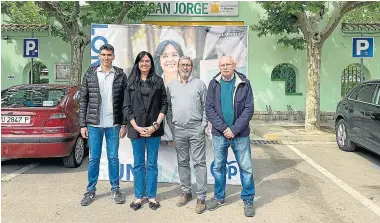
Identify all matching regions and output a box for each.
[1,86,67,108]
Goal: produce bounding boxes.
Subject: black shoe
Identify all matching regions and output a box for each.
[81,191,96,206]
[149,201,161,210]
[243,200,255,217]
[130,201,142,211]
[111,189,125,204]
[206,197,225,211]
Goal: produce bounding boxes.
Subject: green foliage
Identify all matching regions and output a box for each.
[50,25,70,42]
[1,1,48,24]
[82,1,126,25]
[253,1,378,51]
[3,1,155,84]
[278,37,306,51]
[3,1,156,43]
[124,2,156,21]
[252,1,327,50]
[82,1,156,26]
[343,3,380,24]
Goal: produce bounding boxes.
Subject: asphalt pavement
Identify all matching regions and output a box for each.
[1,140,380,223]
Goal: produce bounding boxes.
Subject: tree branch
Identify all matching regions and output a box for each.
[83,34,91,46]
[113,1,132,24]
[320,1,375,42]
[70,1,80,26]
[295,11,312,40]
[37,1,72,38]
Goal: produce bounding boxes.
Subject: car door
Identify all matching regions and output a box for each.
[363,84,380,154]
[345,84,366,143]
[353,83,377,149]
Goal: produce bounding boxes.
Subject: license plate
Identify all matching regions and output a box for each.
[1,116,31,124]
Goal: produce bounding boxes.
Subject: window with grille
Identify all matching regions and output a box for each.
[341,64,364,98]
[271,63,297,94]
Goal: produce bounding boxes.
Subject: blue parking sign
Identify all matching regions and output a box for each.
[23,38,39,58]
[352,37,374,58]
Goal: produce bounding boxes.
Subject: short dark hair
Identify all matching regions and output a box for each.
[99,44,115,55]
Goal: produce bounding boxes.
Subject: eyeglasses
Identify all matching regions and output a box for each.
[179,64,192,68]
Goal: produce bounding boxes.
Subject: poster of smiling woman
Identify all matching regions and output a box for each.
[91,24,248,185]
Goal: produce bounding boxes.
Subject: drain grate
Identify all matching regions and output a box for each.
[251,140,282,145]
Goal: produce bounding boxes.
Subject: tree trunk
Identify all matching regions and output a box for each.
[70,38,86,86]
[305,40,322,131]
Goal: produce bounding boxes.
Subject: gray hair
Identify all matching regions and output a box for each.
[178,56,193,66]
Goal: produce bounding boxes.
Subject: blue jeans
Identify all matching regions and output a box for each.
[212,136,255,201]
[130,137,160,199]
[87,125,120,192]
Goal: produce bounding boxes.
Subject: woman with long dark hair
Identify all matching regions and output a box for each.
[123,51,168,211]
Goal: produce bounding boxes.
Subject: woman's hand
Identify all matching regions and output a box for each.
[146,126,156,136]
[135,126,147,136]
[135,126,155,137]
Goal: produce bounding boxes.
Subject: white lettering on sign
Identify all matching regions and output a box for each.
[26,41,36,56]
[356,40,370,56]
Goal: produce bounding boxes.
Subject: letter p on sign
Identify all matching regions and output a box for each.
[23,38,39,58]
[352,37,374,58]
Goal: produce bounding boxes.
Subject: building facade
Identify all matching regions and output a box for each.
[1,2,379,115]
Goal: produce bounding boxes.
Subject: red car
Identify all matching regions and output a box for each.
[1,84,86,168]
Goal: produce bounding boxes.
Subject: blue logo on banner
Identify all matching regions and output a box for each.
[119,163,134,180]
[352,37,374,58]
[23,38,39,58]
[210,160,238,179]
[91,24,109,66]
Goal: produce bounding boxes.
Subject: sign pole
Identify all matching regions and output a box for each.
[30,31,34,84]
[360,33,364,82]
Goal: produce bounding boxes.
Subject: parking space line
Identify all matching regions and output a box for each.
[1,163,39,182]
[286,144,380,217]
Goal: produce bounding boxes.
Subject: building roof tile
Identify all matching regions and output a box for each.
[1,24,49,32]
[341,23,380,33]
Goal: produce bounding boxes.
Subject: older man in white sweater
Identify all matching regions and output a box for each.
[166,56,208,214]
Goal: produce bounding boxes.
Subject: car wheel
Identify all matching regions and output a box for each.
[336,119,357,152]
[63,137,85,168]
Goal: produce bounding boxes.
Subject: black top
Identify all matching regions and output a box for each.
[123,74,168,139]
[140,80,151,111]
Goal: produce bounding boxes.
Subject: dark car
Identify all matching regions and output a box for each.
[1,84,86,168]
[335,80,380,156]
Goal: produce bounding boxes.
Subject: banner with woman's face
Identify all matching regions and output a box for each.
[91,24,248,87]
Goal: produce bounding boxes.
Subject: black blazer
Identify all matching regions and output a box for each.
[123,74,168,139]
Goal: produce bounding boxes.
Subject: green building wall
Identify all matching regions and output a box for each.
[1,2,379,112]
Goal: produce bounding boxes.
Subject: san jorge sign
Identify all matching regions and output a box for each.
[148,1,239,16]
